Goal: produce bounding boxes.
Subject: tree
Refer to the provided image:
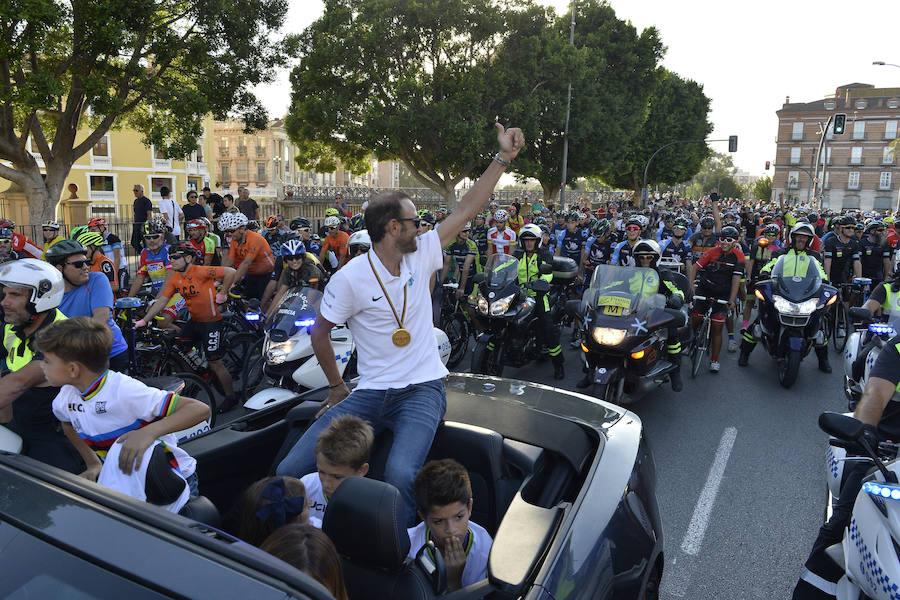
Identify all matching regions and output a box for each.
[752,175,773,202]
[594,68,712,202]
[286,0,521,204]
[686,151,744,199]
[290,137,372,177]
[0,0,294,222]
[496,0,662,202]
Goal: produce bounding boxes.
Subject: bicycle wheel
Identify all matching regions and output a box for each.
[691,318,710,378]
[241,336,268,402]
[173,371,217,429]
[833,302,850,353]
[221,332,256,380]
[445,313,470,369]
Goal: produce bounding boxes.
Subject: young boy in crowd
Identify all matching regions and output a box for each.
[408,459,493,592]
[38,317,210,495]
[300,415,374,526]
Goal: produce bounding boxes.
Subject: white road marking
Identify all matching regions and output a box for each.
[680,426,738,556]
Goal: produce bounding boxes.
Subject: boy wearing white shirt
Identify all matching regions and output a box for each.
[407,459,493,592]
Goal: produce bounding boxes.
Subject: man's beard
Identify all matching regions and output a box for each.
[398,233,418,254]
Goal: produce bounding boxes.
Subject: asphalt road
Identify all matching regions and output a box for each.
[500,334,845,600]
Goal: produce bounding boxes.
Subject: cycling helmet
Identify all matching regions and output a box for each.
[838,215,856,227]
[519,224,542,246]
[719,226,740,240]
[70,225,90,240]
[436,208,449,217]
[325,208,340,217]
[42,220,60,230]
[808,213,818,223]
[625,217,642,229]
[87,217,106,228]
[281,238,306,258]
[854,221,865,231]
[0,218,14,229]
[44,239,87,266]
[865,220,885,234]
[323,216,341,228]
[460,221,472,231]
[531,216,547,226]
[494,209,509,222]
[474,212,487,222]
[185,219,206,231]
[348,229,371,254]
[592,219,610,237]
[0,258,65,313]
[673,217,690,230]
[200,217,213,230]
[790,222,815,242]
[538,224,550,235]
[763,224,781,237]
[290,217,311,230]
[0,228,12,240]
[218,212,248,231]
[421,212,436,225]
[699,216,715,229]
[264,215,279,229]
[75,231,104,248]
[169,241,199,261]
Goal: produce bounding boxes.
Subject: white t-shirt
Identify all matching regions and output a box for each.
[319,229,449,390]
[159,197,183,236]
[98,439,190,513]
[407,520,493,587]
[300,472,328,527]
[52,370,197,478]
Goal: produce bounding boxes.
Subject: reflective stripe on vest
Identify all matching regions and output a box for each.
[881,288,900,315]
[3,310,67,372]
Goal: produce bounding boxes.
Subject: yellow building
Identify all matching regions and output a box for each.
[1,117,215,225]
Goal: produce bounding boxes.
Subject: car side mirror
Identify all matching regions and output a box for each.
[539,263,553,275]
[472,273,486,286]
[415,541,447,595]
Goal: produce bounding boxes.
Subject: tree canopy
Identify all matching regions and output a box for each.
[0,0,294,221]
[751,175,772,202]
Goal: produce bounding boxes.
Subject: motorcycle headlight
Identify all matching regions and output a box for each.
[772,295,817,316]
[477,295,489,315]
[490,294,516,316]
[592,327,627,346]
[265,339,293,365]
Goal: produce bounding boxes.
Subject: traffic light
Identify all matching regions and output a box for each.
[834,113,846,135]
[765,161,770,170]
[728,135,738,152]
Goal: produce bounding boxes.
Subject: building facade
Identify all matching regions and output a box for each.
[774,83,900,212]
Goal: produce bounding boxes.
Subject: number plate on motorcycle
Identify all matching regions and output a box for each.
[602,305,624,316]
[597,295,630,316]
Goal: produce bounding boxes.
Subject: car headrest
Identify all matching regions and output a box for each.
[323,477,410,571]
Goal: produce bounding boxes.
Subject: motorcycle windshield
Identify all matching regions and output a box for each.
[270,287,323,336]
[585,264,666,315]
[483,254,519,289]
[769,255,822,301]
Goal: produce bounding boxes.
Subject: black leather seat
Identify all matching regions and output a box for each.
[324,477,432,600]
[427,422,510,535]
[178,495,223,529]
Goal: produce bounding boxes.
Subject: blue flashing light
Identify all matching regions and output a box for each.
[863,481,900,501]
[295,318,315,327]
[868,323,897,337]
[245,313,262,321]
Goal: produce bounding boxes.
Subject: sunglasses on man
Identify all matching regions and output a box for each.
[626,226,641,232]
[143,234,162,240]
[66,259,90,269]
[720,237,737,244]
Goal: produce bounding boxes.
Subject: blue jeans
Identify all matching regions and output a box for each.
[276,379,446,527]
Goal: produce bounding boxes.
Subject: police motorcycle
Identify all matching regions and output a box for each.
[842,288,900,410]
[819,412,900,600]
[751,254,838,388]
[568,264,686,405]
[244,287,451,410]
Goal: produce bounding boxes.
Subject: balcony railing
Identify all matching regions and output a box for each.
[256,146,266,156]
[237,146,247,156]
[219,147,229,156]
[153,158,172,170]
[91,155,112,168]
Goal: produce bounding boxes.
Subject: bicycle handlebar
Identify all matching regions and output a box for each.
[692,295,729,304]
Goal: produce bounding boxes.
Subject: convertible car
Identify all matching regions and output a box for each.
[0,373,663,599]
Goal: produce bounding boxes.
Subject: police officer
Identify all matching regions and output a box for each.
[0,259,82,472]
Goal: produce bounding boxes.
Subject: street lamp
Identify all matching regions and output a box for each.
[873,61,900,69]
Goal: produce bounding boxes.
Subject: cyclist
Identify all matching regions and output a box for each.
[442,222,480,303]
[823,215,862,287]
[263,238,327,314]
[349,204,366,232]
[318,208,342,238]
[290,218,320,255]
[185,219,216,266]
[0,218,41,259]
[75,231,119,294]
[659,217,694,274]
[318,215,349,270]
[127,221,182,330]
[87,217,127,288]
[657,213,676,242]
[135,241,239,413]
[487,209,516,256]
[45,240,130,372]
[739,222,831,372]
[578,219,614,290]
[689,216,719,262]
[611,217,643,266]
[691,225,745,373]
[40,220,65,258]
[741,223,782,330]
[555,211,585,263]
[0,228,24,264]
[513,224,564,379]
[348,229,371,260]
[469,213,489,263]
[507,205,524,236]
[220,212,276,300]
[0,258,81,472]
[859,220,892,287]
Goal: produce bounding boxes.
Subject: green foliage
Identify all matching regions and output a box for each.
[0,0,294,219]
[286,0,523,200]
[685,151,744,199]
[752,175,773,202]
[291,136,371,176]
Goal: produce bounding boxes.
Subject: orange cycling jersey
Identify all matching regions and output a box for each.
[161,265,225,322]
[320,231,350,260]
[90,252,119,289]
[228,230,275,276]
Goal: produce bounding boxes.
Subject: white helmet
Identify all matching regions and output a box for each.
[494,209,509,222]
[348,229,371,252]
[518,223,543,247]
[324,216,341,228]
[0,258,65,313]
[434,327,451,365]
[219,212,248,231]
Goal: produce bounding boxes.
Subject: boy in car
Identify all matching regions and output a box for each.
[39,317,209,492]
[300,415,374,527]
[407,459,493,592]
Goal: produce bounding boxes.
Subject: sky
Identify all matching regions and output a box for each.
[254,0,900,179]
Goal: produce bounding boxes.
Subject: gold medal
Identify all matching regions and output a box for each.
[392,328,411,347]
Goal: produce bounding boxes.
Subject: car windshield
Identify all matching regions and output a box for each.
[584,264,666,314]
[770,254,822,301]
[483,253,519,289]
[270,287,322,334]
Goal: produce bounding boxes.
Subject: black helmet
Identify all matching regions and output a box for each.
[592,219,610,237]
[45,239,87,265]
[673,217,690,230]
[700,216,715,229]
[719,226,740,240]
[290,217,311,230]
[866,220,885,234]
[171,241,201,261]
[838,215,856,227]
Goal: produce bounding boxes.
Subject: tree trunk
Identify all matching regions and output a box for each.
[540,180,559,205]
[632,178,644,208]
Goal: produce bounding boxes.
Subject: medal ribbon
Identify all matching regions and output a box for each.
[367,251,407,329]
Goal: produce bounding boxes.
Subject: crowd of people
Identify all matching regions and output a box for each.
[2,125,900,594]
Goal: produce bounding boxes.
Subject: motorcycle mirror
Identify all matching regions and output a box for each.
[472,273,486,286]
[539,263,553,275]
[849,307,873,322]
[565,299,582,318]
[818,412,864,442]
[530,279,550,293]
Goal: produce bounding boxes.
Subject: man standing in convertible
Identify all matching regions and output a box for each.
[277,123,524,526]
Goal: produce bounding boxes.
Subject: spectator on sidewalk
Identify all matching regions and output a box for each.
[159,186,183,240]
[132,184,153,254]
[182,190,206,221]
[237,187,260,221]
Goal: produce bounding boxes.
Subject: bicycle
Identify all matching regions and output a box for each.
[439,283,472,368]
[689,294,729,378]
[824,283,853,353]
